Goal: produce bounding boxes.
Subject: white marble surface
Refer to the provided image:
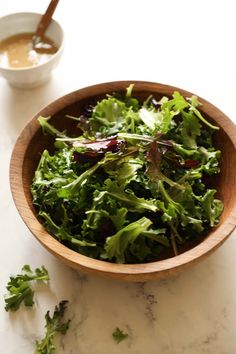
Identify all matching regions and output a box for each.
[1,1,236,353]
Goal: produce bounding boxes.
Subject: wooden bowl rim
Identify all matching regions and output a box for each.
[9,80,236,281]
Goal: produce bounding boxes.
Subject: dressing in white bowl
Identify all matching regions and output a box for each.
[0,12,64,88]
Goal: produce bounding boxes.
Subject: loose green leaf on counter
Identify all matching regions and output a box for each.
[35,300,70,354]
[4,265,49,312]
[31,86,223,263]
[112,327,129,343]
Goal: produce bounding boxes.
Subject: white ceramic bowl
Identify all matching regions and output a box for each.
[0,12,64,88]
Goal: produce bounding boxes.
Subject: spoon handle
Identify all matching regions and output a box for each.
[35,0,60,40]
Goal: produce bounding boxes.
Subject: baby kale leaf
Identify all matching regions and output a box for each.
[112,327,129,343]
[4,265,49,312]
[35,301,70,354]
[104,217,152,263]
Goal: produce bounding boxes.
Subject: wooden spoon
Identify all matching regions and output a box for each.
[33,0,60,54]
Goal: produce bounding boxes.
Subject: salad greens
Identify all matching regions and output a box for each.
[35,301,70,354]
[4,265,49,311]
[31,85,223,263]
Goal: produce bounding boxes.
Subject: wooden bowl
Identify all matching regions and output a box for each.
[10,81,236,281]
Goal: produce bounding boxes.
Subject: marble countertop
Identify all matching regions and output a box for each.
[1,1,236,353]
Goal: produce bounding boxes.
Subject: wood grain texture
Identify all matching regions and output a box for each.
[9,81,236,281]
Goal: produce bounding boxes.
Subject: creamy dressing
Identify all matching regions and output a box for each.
[0,33,58,69]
